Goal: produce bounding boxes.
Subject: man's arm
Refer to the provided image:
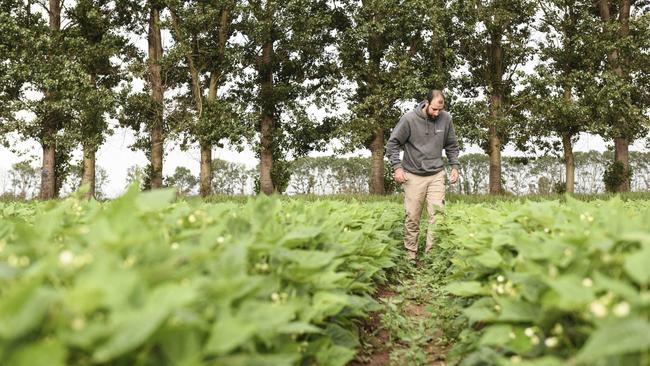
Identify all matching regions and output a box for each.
[445,118,460,183]
[385,116,410,171]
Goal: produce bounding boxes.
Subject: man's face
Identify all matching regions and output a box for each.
[426,98,444,118]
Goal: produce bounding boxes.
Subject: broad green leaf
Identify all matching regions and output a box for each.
[474,249,503,268]
[593,272,642,305]
[0,282,56,339]
[159,327,203,366]
[276,249,336,269]
[6,339,67,366]
[210,353,300,366]
[544,275,595,310]
[135,188,176,212]
[316,343,357,366]
[624,247,650,285]
[576,318,650,363]
[443,281,488,297]
[479,325,512,346]
[204,315,257,355]
[496,299,539,322]
[278,322,323,334]
[325,323,359,348]
[93,284,197,362]
[500,356,565,366]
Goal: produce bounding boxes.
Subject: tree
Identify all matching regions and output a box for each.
[2,0,89,199]
[164,166,198,195]
[9,160,40,199]
[67,0,138,198]
[211,159,254,194]
[521,0,597,193]
[337,0,457,194]
[591,0,650,192]
[166,0,249,197]
[237,0,339,194]
[452,0,536,194]
[63,162,110,199]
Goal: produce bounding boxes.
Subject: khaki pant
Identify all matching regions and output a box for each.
[402,170,446,259]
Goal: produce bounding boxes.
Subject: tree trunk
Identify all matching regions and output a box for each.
[81,147,96,198]
[615,0,631,192]
[488,121,502,195]
[562,87,575,194]
[614,137,630,191]
[40,0,61,200]
[598,0,631,192]
[259,38,275,195]
[148,5,164,189]
[40,128,56,200]
[259,113,275,195]
[199,143,212,197]
[80,73,98,199]
[488,31,503,195]
[369,128,385,194]
[562,133,575,193]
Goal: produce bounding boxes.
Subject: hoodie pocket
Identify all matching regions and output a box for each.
[421,158,443,171]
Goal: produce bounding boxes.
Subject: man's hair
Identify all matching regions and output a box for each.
[426,89,445,102]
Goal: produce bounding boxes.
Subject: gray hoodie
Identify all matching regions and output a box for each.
[385,101,460,175]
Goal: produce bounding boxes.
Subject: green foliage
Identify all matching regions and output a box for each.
[450,0,536,152]
[437,197,650,365]
[237,0,341,190]
[164,166,198,196]
[211,159,255,195]
[603,160,633,193]
[0,187,402,365]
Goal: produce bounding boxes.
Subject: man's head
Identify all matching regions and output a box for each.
[425,89,445,119]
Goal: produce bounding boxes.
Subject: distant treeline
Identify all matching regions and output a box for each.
[3,151,650,199]
[129,151,650,196]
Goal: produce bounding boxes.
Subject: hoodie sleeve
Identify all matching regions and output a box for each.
[444,118,460,169]
[385,116,410,171]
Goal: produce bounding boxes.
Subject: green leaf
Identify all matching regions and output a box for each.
[93,284,197,362]
[278,322,322,334]
[593,272,642,305]
[276,249,336,269]
[624,247,650,285]
[0,282,56,339]
[443,281,488,297]
[325,323,359,348]
[135,188,176,212]
[545,275,595,310]
[479,325,512,346]
[159,327,203,366]
[496,299,539,322]
[474,249,503,268]
[6,339,67,366]
[576,318,650,363]
[204,314,257,355]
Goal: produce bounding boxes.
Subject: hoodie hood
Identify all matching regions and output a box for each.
[414,100,429,120]
[414,100,439,135]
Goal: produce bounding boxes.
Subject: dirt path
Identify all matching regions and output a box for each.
[349,259,455,366]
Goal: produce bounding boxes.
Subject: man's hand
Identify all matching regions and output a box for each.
[449,168,459,184]
[394,168,408,184]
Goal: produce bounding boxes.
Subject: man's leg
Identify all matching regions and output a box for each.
[403,173,427,260]
[425,170,446,254]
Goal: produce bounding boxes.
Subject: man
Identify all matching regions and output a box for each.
[385,89,460,261]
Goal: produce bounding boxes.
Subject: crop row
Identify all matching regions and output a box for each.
[0,187,403,366]
[439,197,650,366]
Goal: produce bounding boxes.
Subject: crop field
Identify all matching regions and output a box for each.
[1,190,650,366]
